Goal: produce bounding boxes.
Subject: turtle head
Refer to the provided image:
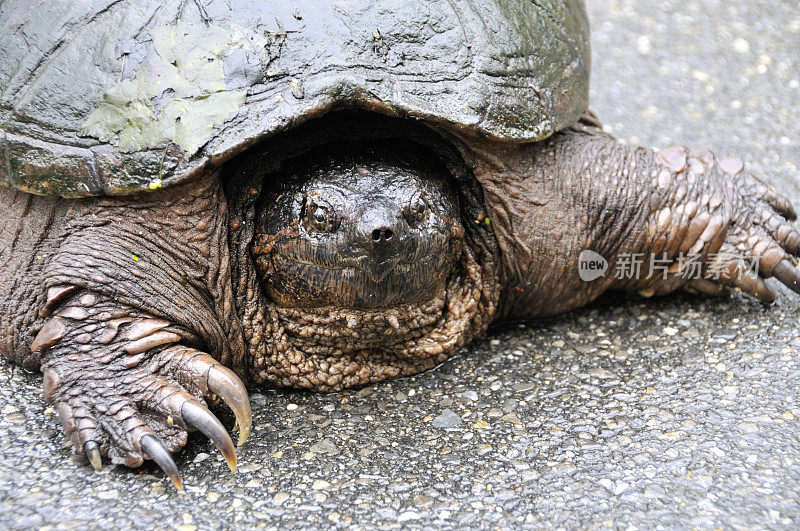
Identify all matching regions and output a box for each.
[252,141,464,309]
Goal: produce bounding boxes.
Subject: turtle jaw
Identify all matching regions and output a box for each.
[255,238,462,310]
[358,257,398,284]
[247,240,498,392]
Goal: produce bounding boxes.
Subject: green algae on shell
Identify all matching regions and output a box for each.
[81,22,247,155]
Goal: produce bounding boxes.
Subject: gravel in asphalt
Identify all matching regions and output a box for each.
[1,0,799,528]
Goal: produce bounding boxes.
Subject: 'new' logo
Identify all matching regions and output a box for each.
[578,250,608,282]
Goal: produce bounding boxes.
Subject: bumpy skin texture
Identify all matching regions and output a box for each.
[0,177,252,480]
[461,115,800,318]
[1,113,799,485]
[222,128,501,393]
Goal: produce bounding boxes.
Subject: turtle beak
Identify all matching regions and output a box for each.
[359,256,402,283]
[354,204,413,282]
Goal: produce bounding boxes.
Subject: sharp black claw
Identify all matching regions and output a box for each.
[181,400,237,473]
[84,441,102,471]
[140,434,183,490]
[207,366,252,446]
[772,259,800,295]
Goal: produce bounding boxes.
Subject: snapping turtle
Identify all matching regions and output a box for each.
[2,0,799,489]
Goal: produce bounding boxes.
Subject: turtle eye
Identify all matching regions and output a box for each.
[405,196,428,225]
[306,202,339,233]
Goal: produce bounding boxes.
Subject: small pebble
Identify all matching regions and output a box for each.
[733,37,751,53]
[432,409,463,428]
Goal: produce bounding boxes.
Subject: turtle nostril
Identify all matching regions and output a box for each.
[372,228,394,242]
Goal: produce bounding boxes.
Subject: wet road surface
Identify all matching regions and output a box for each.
[2,0,799,528]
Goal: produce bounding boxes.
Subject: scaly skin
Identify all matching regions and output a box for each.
[1,113,798,488]
[462,114,800,318]
[0,177,252,487]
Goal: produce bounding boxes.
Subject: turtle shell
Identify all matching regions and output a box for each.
[0,0,590,197]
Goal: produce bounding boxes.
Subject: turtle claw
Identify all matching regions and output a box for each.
[84,441,102,471]
[771,259,800,295]
[643,152,800,304]
[141,434,183,491]
[686,279,730,297]
[37,299,250,486]
[207,365,252,446]
[181,400,237,472]
[734,268,775,303]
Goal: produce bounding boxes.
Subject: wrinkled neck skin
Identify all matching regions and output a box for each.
[224,122,501,391]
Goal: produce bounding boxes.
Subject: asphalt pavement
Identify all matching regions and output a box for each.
[1,0,799,528]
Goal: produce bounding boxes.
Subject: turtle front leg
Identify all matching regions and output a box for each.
[470,113,800,318]
[610,146,800,302]
[38,293,250,488]
[0,177,251,489]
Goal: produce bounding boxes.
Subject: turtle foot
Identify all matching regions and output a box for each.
[36,290,251,489]
[637,148,800,301]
